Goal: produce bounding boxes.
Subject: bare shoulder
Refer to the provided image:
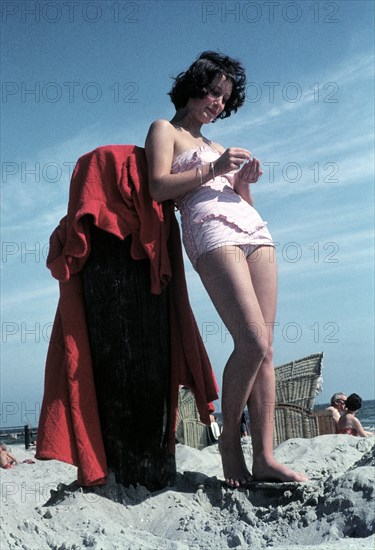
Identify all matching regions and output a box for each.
[149,118,173,129]
[145,119,176,149]
[147,119,175,137]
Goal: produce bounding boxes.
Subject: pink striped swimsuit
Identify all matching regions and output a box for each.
[172,145,274,269]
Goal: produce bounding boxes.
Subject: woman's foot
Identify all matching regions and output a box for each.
[252,456,308,482]
[218,434,252,488]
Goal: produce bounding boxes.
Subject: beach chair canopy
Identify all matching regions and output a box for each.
[275,352,324,412]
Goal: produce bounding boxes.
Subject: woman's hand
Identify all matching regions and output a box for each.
[234,157,263,185]
[214,147,251,175]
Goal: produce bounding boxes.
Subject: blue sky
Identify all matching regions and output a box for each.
[1,0,374,427]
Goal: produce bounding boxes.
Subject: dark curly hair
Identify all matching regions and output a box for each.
[345,393,362,412]
[168,51,247,120]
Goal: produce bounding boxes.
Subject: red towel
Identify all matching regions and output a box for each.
[36,145,219,486]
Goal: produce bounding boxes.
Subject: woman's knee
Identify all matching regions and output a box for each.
[263,344,274,366]
[234,322,269,359]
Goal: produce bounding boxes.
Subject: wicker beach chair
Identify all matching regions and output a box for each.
[273,352,325,446]
[176,387,212,450]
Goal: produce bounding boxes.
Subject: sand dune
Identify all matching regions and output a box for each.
[1,435,374,549]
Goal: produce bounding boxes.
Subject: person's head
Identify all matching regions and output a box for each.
[345,393,362,413]
[168,51,247,121]
[330,392,347,412]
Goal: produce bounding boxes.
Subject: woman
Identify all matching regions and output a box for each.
[337,393,374,437]
[145,51,307,487]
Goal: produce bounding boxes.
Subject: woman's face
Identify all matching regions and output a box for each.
[187,73,233,123]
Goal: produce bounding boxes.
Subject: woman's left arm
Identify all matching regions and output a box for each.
[233,157,263,206]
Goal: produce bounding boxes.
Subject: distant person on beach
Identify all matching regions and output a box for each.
[337,393,374,437]
[209,414,221,441]
[326,392,347,424]
[240,412,248,438]
[145,50,307,486]
[0,444,18,468]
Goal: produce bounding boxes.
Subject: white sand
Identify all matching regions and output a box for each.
[1,435,374,549]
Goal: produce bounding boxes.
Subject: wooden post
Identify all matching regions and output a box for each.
[24,425,30,450]
[81,225,176,491]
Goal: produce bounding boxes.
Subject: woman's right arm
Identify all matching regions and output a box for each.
[353,417,372,437]
[145,120,213,202]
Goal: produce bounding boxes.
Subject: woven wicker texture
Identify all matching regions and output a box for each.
[273,404,320,447]
[275,352,323,412]
[176,388,210,449]
[313,409,337,435]
[181,420,210,450]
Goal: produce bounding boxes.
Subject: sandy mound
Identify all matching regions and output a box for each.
[1,435,374,549]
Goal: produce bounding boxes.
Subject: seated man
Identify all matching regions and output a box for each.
[326,392,347,424]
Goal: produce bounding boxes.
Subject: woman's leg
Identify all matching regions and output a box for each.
[196,245,272,487]
[245,247,307,481]
[196,245,307,486]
